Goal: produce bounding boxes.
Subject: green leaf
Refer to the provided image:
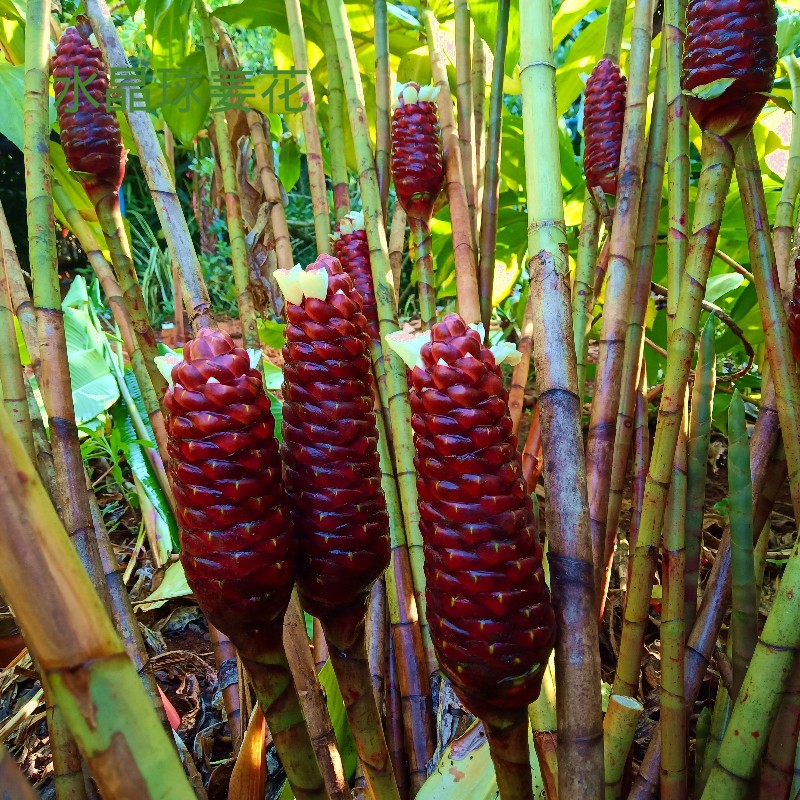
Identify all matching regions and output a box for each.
[213,0,290,31]
[705,273,744,304]
[134,561,192,611]
[764,92,795,113]
[470,0,520,78]
[552,0,608,49]
[0,63,55,149]
[257,318,287,349]
[145,0,194,73]
[151,51,210,144]
[278,136,302,192]
[268,392,283,443]
[685,78,736,102]
[777,13,800,58]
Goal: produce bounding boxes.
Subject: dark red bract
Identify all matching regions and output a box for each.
[583,58,627,196]
[165,328,295,637]
[391,86,445,221]
[53,20,125,188]
[409,314,556,719]
[682,0,778,139]
[281,254,390,622]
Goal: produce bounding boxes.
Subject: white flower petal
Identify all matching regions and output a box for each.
[385,329,432,369]
[274,263,305,305]
[300,267,329,300]
[490,342,522,366]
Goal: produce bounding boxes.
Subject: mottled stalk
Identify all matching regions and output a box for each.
[472,31,486,206]
[483,712,535,800]
[603,694,643,799]
[728,391,756,700]
[198,6,259,349]
[521,400,544,493]
[508,292,533,434]
[374,0,391,219]
[699,676,731,791]
[477,0,510,333]
[386,637,411,800]
[325,0,429,656]
[520,2,604,795]
[661,389,688,800]
[84,0,214,331]
[695,706,712,791]
[601,48,667,609]
[248,111,294,271]
[585,0,655,595]
[322,12,350,221]
[284,0,331,253]
[685,318,716,631]
[454,0,476,241]
[323,615,400,800]
[388,205,406,305]
[0,405,195,799]
[24,0,106,599]
[420,6,480,323]
[627,367,649,570]
[774,54,800,291]
[613,129,736,700]
[209,624,242,751]
[408,217,437,329]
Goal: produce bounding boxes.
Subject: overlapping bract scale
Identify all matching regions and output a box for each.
[409,314,556,719]
[583,58,627,196]
[281,254,390,620]
[165,329,295,638]
[333,220,380,341]
[391,86,445,221]
[682,0,777,139]
[53,20,125,189]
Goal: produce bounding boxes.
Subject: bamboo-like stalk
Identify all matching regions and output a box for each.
[521,401,544,493]
[508,292,533,434]
[612,126,739,700]
[248,111,295,272]
[572,194,601,399]
[52,182,169,460]
[408,217,437,329]
[472,31,486,209]
[533,730,559,800]
[603,694,643,800]
[585,0,656,596]
[284,0,331,254]
[282,595,350,800]
[386,637,411,800]
[627,366,649,577]
[685,318,716,631]
[482,712,534,800]
[0,243,34,463]
[759,657,800,799]
[601,49,668,608]
[325,0,430,665]
[388,205,406,304]
[454,0,476,240]
[0,404,195,798]
[47,694,87,800]
[209,624,243,751]
[695,706,712,791]
[420,6,480,324]
[322,612,400,800]
[84,0,214,332]
[367,578,388,708]
[0,741,40,800]
[661,390,688,800]
[699,675,731,791]
[322,10,350,221]
[376,411,436,789]
[24,0,107,601]
[313,618,328,671]
[728,390,756,701]
[664,0,689,334]
[477,0,510,333]
[197,6,259,349]
[163,125,185,344]
[374,0,391,220]
[774,55,800,291]
[519,2,604,795]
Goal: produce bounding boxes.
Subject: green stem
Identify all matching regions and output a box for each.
[236,628,328,800]
[520,1,603,795]
[472,31,486,206]
[323,614,401,800]
[699,678,731,791]
[408,216,437,329]
[325,0,430,668]
[685,318,716,630]
[454,0,476,240]
[483,712,534,800]
[477,0,510,334]
[374,0,391,220]
[613,129,736,699]
[728,390,756,701]
[603,694,643,799]
[585,0,657,597]
[197,6,259,349]
[602,0,628,63]
[661,390,688,800]
[694,706,712,792]
[284,0,331,254]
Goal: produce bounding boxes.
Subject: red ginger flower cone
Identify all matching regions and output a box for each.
[164,328,295,637]
[790,255,800,365]
[583,58,627,196]
[332,210,380,341]
[391,82,445,222]
[682,0,778,141]
[389,314,556,720]
[277,255,390,622]
[53,17,125,189]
